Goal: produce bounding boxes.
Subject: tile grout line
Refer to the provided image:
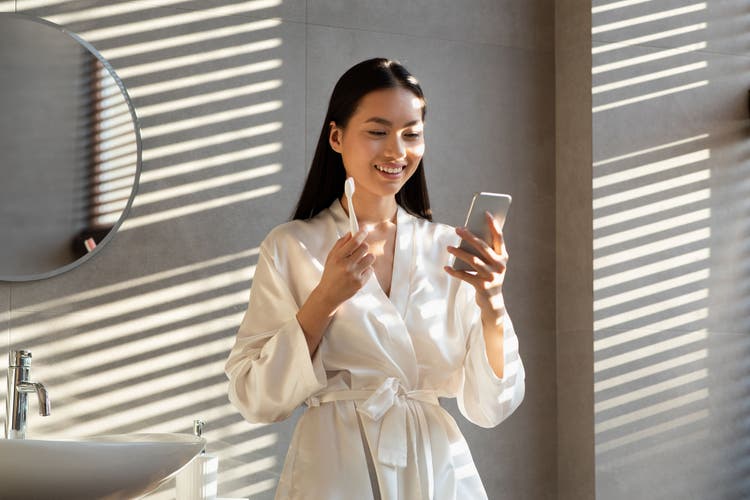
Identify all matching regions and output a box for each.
[305,20,550,54]
[164,4,549,53]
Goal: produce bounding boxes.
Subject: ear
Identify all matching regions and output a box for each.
[329,121,343,154]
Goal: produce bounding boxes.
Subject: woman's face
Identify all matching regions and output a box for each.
[329,87,425,201]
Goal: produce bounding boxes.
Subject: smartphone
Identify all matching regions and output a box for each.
[451,192,512,272]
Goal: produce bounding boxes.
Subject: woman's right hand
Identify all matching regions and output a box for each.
[314,229,375,308]
[297,229,374,355]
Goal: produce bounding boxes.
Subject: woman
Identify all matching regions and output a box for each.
[225,57,525,500]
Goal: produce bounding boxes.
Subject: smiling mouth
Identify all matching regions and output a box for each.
[374,164,405,174]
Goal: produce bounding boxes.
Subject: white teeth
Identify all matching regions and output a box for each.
[375,164,403,174]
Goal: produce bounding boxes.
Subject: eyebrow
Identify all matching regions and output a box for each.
[363,117,421,127]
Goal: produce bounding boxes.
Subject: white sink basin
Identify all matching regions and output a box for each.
[0,433,206,499]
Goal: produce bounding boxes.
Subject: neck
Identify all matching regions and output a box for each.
[339,192,398,227]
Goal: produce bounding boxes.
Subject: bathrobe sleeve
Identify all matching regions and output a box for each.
[225,235,327,424]
[455,281,526,428]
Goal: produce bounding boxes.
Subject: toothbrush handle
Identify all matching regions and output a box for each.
[348,199,359,235]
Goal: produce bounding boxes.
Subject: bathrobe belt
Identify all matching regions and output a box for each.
[306,377,439,497]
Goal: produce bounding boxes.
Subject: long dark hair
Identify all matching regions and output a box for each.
[292,58,432,221]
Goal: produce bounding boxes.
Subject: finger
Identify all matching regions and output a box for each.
[340,229,368,255]
[485,211,505,254]
[447,246,493,279]
[332,232,353,251]
[456,227,505,271]
[449,243,507,276]
[359,265,374,282]
[354,253,376,274]
[444,265,505,296]
[443,265,484,288]
[348,242,370,262]
[456,226,498,265]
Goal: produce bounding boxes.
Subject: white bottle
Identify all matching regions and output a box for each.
[176,419,219,500]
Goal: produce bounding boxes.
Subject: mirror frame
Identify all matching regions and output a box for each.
[0,13,142,282]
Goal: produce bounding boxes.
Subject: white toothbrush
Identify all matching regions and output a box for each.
[344,177,359,235]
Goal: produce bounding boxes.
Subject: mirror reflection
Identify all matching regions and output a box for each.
[0,13,141,281]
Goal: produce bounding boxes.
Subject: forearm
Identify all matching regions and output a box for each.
[296,286,339,356]
[482,315,505,379]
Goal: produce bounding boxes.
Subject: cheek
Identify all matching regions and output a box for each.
[350,140,378,163]
[342,142,369,169]
[408,143,425,163]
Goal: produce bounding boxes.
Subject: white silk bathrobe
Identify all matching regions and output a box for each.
[225,199,525,500]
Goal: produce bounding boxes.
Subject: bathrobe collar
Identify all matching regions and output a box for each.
[327,198,415,320]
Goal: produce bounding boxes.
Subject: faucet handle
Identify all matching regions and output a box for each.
[9,350,32,368]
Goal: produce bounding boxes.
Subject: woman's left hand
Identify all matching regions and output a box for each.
[444,212,508,326]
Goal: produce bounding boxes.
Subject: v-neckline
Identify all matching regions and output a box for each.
[326,199,420,385]
[329,199,412,314]
[378,219,397,300]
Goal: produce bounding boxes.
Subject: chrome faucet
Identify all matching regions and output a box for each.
[5,350,51,439]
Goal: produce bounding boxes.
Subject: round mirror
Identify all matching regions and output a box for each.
[0,13,141,281]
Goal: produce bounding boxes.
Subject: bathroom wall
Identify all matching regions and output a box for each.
[0,1,557,499]
[555,0,594,498]
[592,1,750,498]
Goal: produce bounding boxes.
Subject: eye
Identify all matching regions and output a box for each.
[368,130,387,136]
[405,132,422,139]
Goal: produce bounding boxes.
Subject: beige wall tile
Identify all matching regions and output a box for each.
[308,0,554,51]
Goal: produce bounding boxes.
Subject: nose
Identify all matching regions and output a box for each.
[385,134,407,159]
